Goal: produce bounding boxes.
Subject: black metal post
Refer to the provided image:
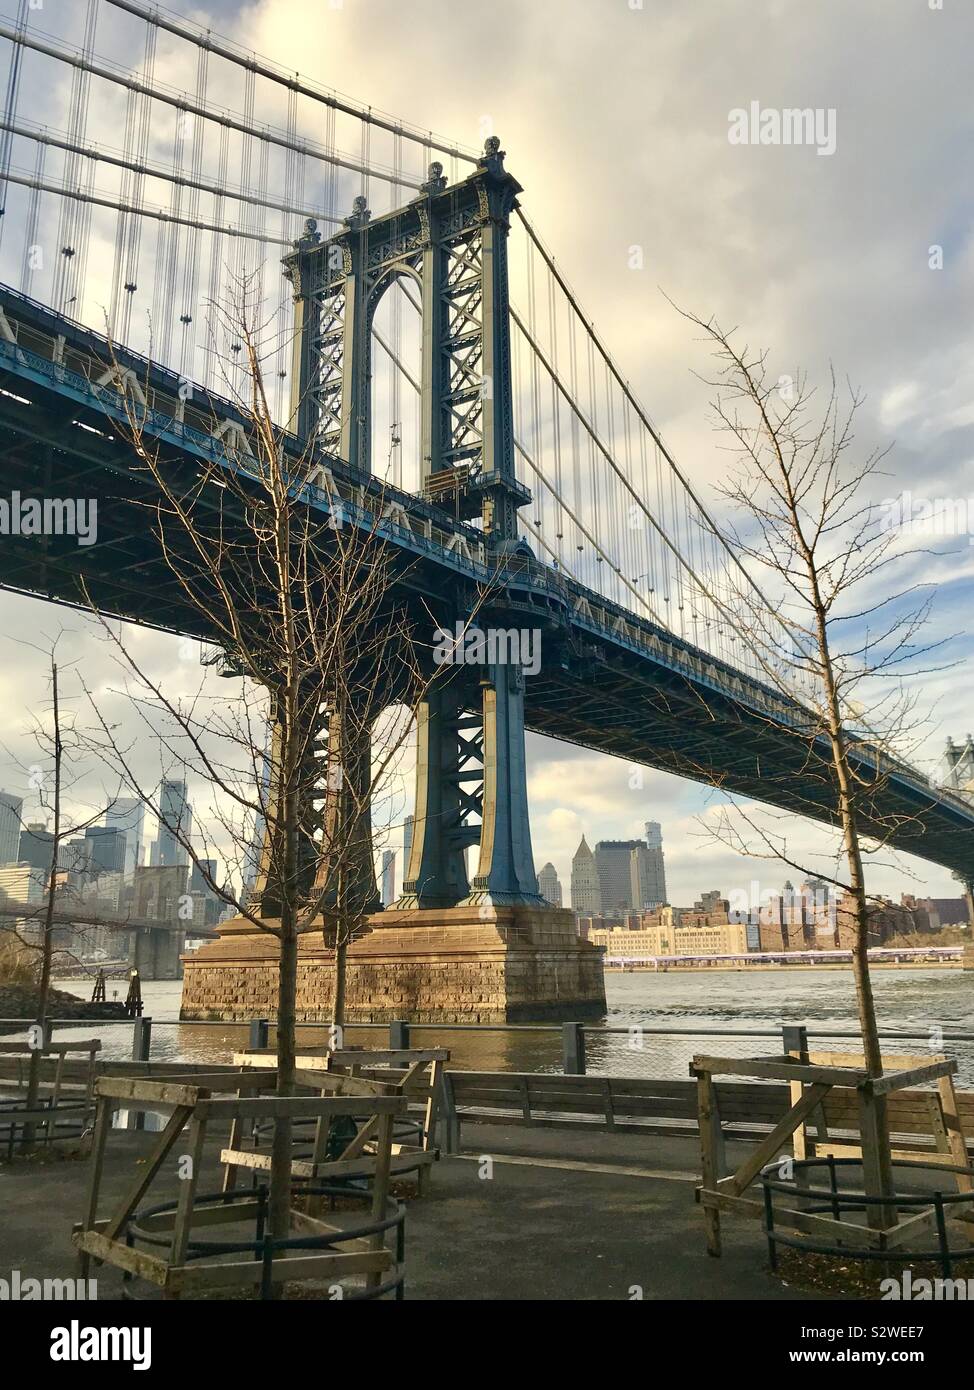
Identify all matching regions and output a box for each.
[389,1020,410,1050]
[249,1018,270,1050]
[562,1021,586,1075]
[763,1180,778,1271]
[782,1024,809,1058]
[129,1016,152,1132]
[934,1193,952,1279]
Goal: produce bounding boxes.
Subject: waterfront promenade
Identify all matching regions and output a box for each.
[0,1123,821,1302]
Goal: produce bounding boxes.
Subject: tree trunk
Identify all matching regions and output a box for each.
[23,662,61,1152]
[268,927,298,1262]
[329,859,349,1030]
[332,932,348,1029]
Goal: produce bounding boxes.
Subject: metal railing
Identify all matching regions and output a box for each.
[3,1016,973,1081]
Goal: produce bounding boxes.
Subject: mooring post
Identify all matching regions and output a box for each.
[249,1018,270,1050]
[562,1022,586,1075]
[389,1020,410,1050]
[129,1016,152,1132]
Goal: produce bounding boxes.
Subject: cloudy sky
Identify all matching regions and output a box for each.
[1,0,973,907]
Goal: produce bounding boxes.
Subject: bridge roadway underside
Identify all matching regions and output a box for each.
[1,314,973,882]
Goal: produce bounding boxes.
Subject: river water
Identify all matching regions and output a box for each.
[52,966,974,1085]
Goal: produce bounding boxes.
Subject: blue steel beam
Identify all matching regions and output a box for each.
[1,284,973,882]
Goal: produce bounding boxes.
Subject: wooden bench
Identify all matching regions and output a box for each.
[441,1068,974,1158]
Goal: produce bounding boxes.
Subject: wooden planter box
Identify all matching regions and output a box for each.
[691,1051,973,1257]
[228,1047,449,1194]
[73,1075,407,1299]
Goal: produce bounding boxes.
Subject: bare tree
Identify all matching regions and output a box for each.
[80,284,473,1251]
[1,642,115,1148]
[673,308,955,1191]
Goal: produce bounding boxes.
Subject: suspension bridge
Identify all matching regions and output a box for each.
[0,0,970,1019]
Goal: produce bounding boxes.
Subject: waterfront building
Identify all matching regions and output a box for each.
[537,861,563,907]
[900,894,971,930]
[0,790,23,866]
[590,919,749,958]
[571,835,601,914]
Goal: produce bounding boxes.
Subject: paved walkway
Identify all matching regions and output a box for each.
[0,1123,824,1300]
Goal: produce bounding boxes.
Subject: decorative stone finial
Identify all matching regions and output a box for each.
[478,135,506,173]
[344,195,371,230]
[419,160,447,196]
[298,217,321,245]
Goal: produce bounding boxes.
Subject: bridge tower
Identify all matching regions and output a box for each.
[283,138,544,913]
[187,139,602,1023]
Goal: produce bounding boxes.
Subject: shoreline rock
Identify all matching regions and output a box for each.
[0,983,129,1028]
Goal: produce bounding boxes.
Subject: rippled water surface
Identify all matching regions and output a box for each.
[47,966,973,1084]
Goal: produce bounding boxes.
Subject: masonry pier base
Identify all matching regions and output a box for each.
[179,905,606,1024]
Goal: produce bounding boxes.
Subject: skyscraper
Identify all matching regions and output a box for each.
[18,821,54,872]
[152,779,192,867]
[595,840,644,913]
[403,814,414,874]
[631,821,667,909]
[84,825,126,878]
[0,790,22,866]
[537,862,563,908]
[571,836,601,914]
[381,849,396,906]
[106,797,145,879]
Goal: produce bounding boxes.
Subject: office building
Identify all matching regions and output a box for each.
[630,822,667,909]
[151,779,193,867]
[595,840,643,913]
[106,797,145,878]
[537,862,563,908]
[84,825,126,878]
[0,790,23,866]
[571,835,601,914]
[381,849,396,906]
[18,822,54,872]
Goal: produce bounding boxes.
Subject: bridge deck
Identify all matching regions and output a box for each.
[2,284,972,880]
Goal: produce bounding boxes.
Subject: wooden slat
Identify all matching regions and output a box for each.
[74,1230,170,1285]
[692,1055,866,1087]
[102,1105,193,1243]
[170,1250,392,1295]
[95,1077,205,1108]
[195,1095,406,1121]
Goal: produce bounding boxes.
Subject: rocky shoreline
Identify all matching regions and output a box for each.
[0,983,129,1029]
